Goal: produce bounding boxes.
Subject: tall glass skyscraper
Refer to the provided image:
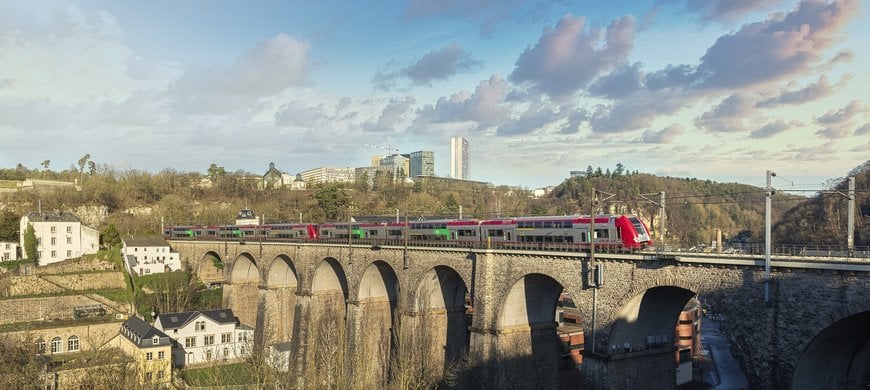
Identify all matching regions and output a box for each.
[450,136,469,180]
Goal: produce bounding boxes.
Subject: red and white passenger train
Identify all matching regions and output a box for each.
[165,213,653,252]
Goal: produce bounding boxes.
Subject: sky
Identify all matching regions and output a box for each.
[0,0,868,191]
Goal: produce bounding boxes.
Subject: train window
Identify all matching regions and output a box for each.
[542,222,553,228]
[389,229,402,236]
[457,229,477,237]
[629,217,646,234]
[487,229,504,237]
[368,230,379,236]
[595,228,609,239]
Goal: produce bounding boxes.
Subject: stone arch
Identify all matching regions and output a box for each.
[498,273,564,329]
[355,260,400,388]
[266,254,298,288]
[495,273,565,389]
[264,255,299,343]
[229,253,259,284]
[311,257,348,297]
[225,253,260,330]
[358,260,399,301]
[607,285,697,353]
[414,265,470,377]
[309,257,350,385]
[792,308,870,389]
[415,265,467,312]
[196,250,224,282]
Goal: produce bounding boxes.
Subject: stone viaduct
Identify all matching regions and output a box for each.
[169,239,870,389]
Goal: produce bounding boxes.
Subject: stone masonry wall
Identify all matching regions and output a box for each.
[169,240,870,389]
[0,295,112,325]
[0,272,126,297]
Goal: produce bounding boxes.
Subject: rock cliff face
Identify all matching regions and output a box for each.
[73,205,109,228]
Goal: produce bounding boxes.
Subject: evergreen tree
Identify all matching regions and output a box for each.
[585,165,594,177]
[0,211,18,242]
[315,183,350,221]
[102,224,122,248]
[24,223,38,265]
[614,163,625,177]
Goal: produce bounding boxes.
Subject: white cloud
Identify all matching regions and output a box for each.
[169,34,312,113]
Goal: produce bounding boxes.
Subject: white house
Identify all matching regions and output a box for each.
[122,236,181,276]
[19,211,99,265]
[153,309,254,367]
[0,242,19,261]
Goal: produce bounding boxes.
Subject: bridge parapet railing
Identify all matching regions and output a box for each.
[653,244,870,262]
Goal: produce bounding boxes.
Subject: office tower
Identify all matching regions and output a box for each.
[450,136,469,179]
[409,151,434,177]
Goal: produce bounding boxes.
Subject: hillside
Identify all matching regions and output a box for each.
[1,161,867,250]
[773,160,870,247]
[546,172,804,247]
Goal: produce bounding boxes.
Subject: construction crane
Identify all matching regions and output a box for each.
[364,144,399,155]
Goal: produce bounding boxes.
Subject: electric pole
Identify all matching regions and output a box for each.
[765,170,775,303]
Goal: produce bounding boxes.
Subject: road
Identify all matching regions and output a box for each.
[699,313,749,389]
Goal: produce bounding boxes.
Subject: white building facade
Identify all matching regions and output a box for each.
[450,136,469,180]
[153,309,254,367]
[0,242,19,261]
[122,236,181,276]
[19,211,99,265]
[299,167,355,184]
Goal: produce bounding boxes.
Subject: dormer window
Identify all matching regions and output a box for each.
[195,321,206,331]
[152,336,160,345]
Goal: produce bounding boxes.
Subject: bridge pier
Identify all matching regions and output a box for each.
[262,286,295,343]
[581,349,676,389]
[223,281,259,329]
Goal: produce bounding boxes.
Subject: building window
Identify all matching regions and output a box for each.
[66,226,72,233]
[51,250,57,258]
[152,336,160,345]
[240,345,247,355]
[157,371,165,379]
[223,347,229,358]
[67,335,79,352]
[195,321,206,331]
[221,333,231,344]
[66,237,72,244]
[51,337,62,353]
[158,351,165,360]
[51,226,57,233]
[206,349,213,361]
[146,352,153,361]
[204,335,214,345]
[35,339,46,354]
[185,337,196,348]
[66,250,72,257]
[145,372,152,381]
[50,237,56,245]
[238,332,248,343]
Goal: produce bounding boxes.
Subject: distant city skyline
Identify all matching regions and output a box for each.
[0,1,867,190]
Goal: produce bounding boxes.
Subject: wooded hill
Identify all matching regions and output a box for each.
[1,160,867,249]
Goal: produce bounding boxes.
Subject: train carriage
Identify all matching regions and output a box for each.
[268,223,318,240]
[319,222,384,241]
[164,210,652,251]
